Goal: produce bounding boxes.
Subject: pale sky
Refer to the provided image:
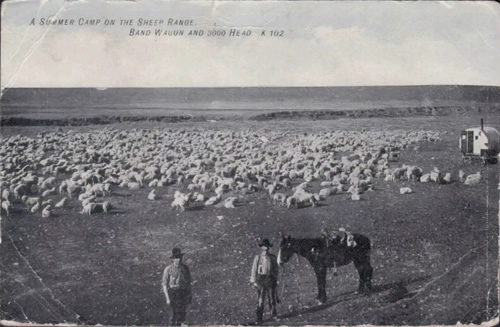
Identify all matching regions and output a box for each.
[1,0,499,89]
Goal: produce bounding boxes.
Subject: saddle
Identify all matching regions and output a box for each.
[321,227,357,249]
[338,228,357,248]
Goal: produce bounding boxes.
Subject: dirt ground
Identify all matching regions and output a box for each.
[0,113,498,325]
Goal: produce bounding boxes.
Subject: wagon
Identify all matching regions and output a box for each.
[459,119,500,164]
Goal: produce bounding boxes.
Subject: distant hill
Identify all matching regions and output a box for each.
[1,85,500,110]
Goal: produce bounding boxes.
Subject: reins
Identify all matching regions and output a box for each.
[280,265,286,299]
[294,251,302,304]
[289,242,303,304]
[278,245,301,301]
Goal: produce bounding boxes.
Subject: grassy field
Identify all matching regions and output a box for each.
[0,113,498,325]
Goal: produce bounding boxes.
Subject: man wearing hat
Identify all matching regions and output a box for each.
[250,238,279,324]
[162,247,192,326]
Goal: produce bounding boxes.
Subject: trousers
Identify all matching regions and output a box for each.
[168,288,190,326]
[255,275,278,323]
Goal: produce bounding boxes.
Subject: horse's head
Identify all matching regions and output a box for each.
[277,234,295,266]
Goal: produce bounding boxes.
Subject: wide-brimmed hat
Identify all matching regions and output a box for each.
[258,239,273,248]
[170,247,185,258]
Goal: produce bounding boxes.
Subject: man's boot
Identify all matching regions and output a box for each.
[255,306,264,324]
[271,307,278,320]
[170,311,178,326]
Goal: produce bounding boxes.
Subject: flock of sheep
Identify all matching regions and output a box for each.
[0,127,482,218]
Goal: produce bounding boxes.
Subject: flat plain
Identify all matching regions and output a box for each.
[0,112,498,326]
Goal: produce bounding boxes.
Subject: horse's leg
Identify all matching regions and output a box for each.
[314,264,328,303]
[365,263,373,290]
[353,253,373,294]
[353,258,366,293]
[363,252,374,292]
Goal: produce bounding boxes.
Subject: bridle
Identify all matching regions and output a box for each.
[277,239,297,266]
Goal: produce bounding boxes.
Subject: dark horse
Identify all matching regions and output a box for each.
[277,233,373,303]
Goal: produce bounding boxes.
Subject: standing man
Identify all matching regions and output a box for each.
[250,239,279,324]
[162,247,192,326]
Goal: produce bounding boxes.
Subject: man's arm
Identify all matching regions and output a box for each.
[250,255,259,285]
[161,267,171,305]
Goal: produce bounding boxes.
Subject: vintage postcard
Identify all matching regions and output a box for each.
[1,0,499,326]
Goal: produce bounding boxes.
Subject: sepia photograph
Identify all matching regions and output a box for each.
[1,0,499,326]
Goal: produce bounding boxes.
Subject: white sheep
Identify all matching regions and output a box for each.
[128,182,141,190]
[287,191,319,208]
[1,199,11,216]
[171,192,191,211]
[293,181,310,192]
[458,170,465,182]
[224,197,238,209]
[80,202,112,215]
[187,183,199,191]
[40,177,57,191]
[55,197,67,208]
[148,189,157,201]
[22,196,41,207]
[42,205,52,218]
[272,193,287,206]
[30,202,41,213]
[319,188,336,198]
[400,187,413,195]
[103,183,112,194]
[2,189,11,201]
[60,181,82,199]
[215,185,226,197]
[266,184,276,198]
[430,171,441,183]
[88,183,109,197]
[42,187,57,197]
[82,196,96,207]
[320,181,338,187]
[464,172,481,186]
[78,192,93,202]
[199,181,209,192]
[420,173,431,183]
[205,195,221,206]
